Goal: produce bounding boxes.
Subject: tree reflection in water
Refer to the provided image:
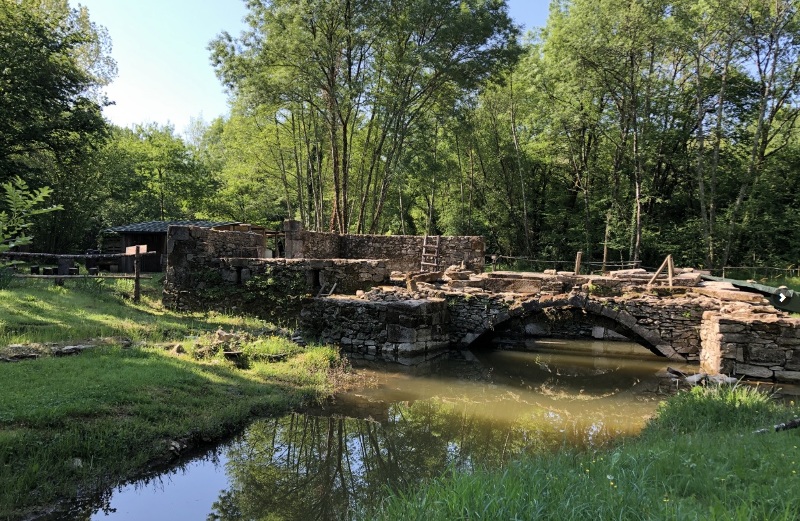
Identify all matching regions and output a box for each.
[208,398,627,520]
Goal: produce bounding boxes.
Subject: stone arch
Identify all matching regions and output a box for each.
[467,293,681,360]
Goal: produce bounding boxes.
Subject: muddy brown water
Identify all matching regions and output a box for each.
[86,339,676,520]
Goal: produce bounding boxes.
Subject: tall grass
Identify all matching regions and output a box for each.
[366,385,800,521]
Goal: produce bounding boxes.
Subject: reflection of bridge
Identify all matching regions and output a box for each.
[302,269,800,383]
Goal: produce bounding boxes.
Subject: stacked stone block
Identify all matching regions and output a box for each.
[163,226,389,319]
[283,220,485,273]
[300,297,450,364]
[700,312,800,382]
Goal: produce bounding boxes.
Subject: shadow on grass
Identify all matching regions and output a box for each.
[0,278,265,346]
[0,344,332,519]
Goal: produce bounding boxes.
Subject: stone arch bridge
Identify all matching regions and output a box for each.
[301,270,800,383]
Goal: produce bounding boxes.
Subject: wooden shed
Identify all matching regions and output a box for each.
[101,220,239,273]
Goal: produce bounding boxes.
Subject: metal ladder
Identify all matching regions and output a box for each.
[420,235,441,272]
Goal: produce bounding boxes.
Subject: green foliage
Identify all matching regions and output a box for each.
[243,268,308,322]
[0,1,112,182]
[210,0,520,233]
[0,1,112,252]
[0,176,62,254]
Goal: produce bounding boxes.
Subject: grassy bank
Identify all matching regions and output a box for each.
[366,385,800,520]
[0,276,269,346]
[0,278,343,519]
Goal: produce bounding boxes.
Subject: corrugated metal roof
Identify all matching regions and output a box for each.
[105,220,239,234]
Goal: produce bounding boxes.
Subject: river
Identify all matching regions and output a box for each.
[88,338,677,520]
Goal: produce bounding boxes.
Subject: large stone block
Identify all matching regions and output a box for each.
[734,363,773,379]
[387,324,417,343]
[786,349,800,371]
[745,345,786,366]
[718,323,745,333]
[774,370,800,383]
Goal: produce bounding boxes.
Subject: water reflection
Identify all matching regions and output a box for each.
[90,339,674,521]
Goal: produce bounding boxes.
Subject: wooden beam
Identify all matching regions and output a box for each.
[647,255,671,288]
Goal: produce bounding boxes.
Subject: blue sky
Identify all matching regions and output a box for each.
[70,0,550,135]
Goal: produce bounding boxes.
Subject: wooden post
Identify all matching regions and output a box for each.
[667,254,674,288]
[574,251,583,275]
[647,255,671,288]
[134,246,141,303]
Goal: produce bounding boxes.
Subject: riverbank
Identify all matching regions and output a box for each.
[0,278,349,519]
[366,384,800,520]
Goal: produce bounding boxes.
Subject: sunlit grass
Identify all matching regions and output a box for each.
[0,277,265,347]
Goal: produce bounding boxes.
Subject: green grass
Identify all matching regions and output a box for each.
[0,276,266,346]
[365,385,800,521]
[0,278,344,519]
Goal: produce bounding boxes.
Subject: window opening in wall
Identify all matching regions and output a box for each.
[309,269,321,292]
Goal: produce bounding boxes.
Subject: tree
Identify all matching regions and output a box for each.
[210,0,520,233]
[0,0,113,182]
[0,0,115,252]
[96,124,218,224]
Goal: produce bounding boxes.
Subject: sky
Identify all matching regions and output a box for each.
[70,0,551,135]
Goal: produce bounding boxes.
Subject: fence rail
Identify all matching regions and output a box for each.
[485,254,641,274]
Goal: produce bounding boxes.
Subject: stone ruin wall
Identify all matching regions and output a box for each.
[700,312,800,383]
[283,220,485,273]
[612,295,719,361]
[162,224,800,378]
[163,225,388,319]
[440,272,716,361]
[342,234,485,273]
[300,297,450,364]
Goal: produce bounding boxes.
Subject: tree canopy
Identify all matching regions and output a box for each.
[3,0,800,271]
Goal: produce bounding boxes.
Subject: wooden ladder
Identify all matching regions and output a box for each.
[420,235,441,272]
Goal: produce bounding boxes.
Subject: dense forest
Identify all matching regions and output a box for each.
[2,0,799,271]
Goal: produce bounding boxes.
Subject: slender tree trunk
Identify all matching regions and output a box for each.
[509,75,530,255]
[274,116,292,217]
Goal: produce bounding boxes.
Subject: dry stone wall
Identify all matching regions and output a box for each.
[300,296,450,364]
[609,295,718,361]
[283,220,484,273]
[167,224,267,260]
[700,312,800,382]
[163,226,388,321]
